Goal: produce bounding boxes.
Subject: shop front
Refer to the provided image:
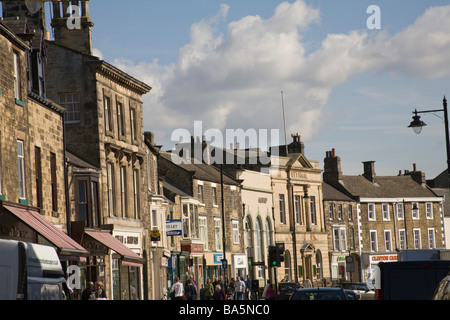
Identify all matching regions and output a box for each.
[181,239,204,291]
[362,253,398,284]
[232,254,248,279]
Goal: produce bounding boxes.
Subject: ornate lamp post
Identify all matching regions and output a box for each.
[407,97,450,188]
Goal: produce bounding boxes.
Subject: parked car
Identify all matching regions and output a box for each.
[432,272,450,300]
[344,289,359,300]
[335,282,375,300]
[290,288,348,300]
[278,282,300,300]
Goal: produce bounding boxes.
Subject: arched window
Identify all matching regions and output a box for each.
[265,218,272,246]
[315,250,323,280]
[244,216,253,252]
[255,218,263,262]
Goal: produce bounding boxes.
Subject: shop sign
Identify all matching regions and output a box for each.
[151,229,161,241]
[214,254,223,264]
[181,243,204,254]
[166,219,182,236]
[370,254,397,262]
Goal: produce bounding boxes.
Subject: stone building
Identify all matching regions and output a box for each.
[41,1,151,299]
[0,19,87,262]
[144,131,172,300]
[323,149,445,283]
[159,147,245,291]
[322,180,359,284]
[269,134,330,286]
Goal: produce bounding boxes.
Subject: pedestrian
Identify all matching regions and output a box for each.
[171,277,184,300]
[81,281,94,300]
[303,277,312,288]
[234,276,246,300]
[204,278,214,300]
[245,275,252,300]
[94,281,107,300]
[185,279,198,300]
[263,280,275,300]
[213,285,225,300]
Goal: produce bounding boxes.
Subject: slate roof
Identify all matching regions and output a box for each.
[322,182,354,202]
[160,151,240,186]
[338,175,439,199]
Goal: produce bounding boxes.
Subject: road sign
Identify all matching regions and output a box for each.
[346,255,355,272]
[222,259,228,269]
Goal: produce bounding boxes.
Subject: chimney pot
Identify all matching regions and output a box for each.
[332,148,336,157]
[413,163,417,171]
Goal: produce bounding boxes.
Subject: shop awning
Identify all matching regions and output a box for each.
[4,205,88,257]
[85,230,145,265]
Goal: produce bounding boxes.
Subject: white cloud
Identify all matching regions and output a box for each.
[113,1,450,149]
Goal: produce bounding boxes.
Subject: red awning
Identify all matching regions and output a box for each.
[4,205,88,257]
[85,230,144,265]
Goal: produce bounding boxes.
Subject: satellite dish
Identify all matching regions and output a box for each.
[25,0,44,15]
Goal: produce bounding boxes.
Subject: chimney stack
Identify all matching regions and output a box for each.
[362,161,376,183]
[323,148,343,184]
[405,163,426,185]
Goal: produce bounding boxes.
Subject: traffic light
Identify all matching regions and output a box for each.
[276,243,285,267]
[268,246,277,268]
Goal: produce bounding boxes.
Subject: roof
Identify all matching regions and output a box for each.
[322,182,354,202]
[66,150,100,170]
[160,151,240,186]
[338,175,439,199]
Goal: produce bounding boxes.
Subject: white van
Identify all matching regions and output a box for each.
[0,239,70,300]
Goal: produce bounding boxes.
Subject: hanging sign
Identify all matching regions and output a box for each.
[166,219,182,236]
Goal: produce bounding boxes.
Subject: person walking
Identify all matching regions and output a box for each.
[171,277,184,300]
[184,279,197,300]
[245,275,252,300]
[234,276,246,300]
[213,285,226,300]
[204,278,214,300]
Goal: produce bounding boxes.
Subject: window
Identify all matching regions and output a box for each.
[310,196,316,225]
[50,153,58,212]
[120,166,127,218]
[328,204,333,220]
[413,228,421,249]
[399,229,406,250]
[34,147,43,209]
[396,203,404,220]
[428,228,435,249]
[265,218,272,247]
[182,204,189,238]
[294,195,301,224]
[197,184,204,203]
[199,217,208,250]
[189,204,198,238]
[255,218,263,261]
[382,203,390,221]
[349,227,355,249]
[348,205,353,221]
[425,203,433,219]
[232,220,239,244]
[104,96,113,132]
[151,209,159,243]
[337,204,343,220]
[279,194,286,224]
[368,203,375,221]
[74,177,100,227]
[60,93,80,123]
[214,218,223,251]
[17,140,25,199]
[384,230,392,252]
[212,186,218,206]
[130,108,136,141]
[412,202,419,220]
[333,227,346,251]
[13,51,21,100]
[117,101,125,136]
[370,230,378,252]
[133,169,140,219]
[107,162,115,216]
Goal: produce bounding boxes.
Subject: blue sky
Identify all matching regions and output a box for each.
[51,1,450,179]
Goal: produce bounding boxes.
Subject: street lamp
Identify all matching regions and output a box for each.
[407,96,450,188]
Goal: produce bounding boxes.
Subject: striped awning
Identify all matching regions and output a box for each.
[4,205,88,257]
[85,230,144,265]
